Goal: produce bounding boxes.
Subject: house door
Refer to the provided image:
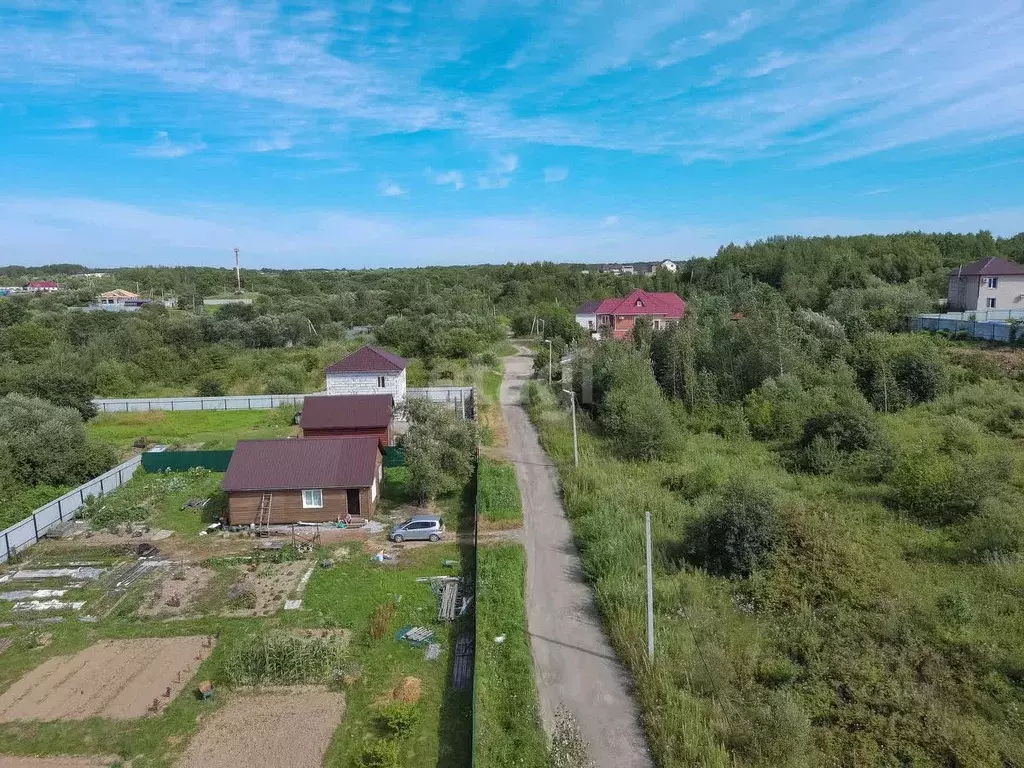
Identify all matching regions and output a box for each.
[347,488,361,517]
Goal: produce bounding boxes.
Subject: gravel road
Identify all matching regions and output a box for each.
[501,347,652,768]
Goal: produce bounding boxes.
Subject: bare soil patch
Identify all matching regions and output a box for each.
[176,689,345,768]
[0,636,216,722]
[138,565,215,618]
[382,676,421,704]
[0,757,123,768]
[221,561,309,617]
[0,757,122,768]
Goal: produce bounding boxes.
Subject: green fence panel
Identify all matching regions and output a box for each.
[142,450,235,473]
[383,446,405,468]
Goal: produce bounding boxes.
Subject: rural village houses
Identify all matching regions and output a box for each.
[946,256,1024,312]
[325,345,408,402]
[575,289,686,339]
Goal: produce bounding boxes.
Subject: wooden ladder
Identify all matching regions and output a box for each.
[255,493,273,537]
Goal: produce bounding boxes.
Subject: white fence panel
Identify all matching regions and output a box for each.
[93,388,475,416]
[0,452,156,563]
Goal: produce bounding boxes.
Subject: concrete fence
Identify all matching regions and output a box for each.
[93,387,475,418]
[0,447,167,564]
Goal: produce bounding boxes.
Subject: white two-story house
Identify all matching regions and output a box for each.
[325,345,408,402]
[947,257,1024,312]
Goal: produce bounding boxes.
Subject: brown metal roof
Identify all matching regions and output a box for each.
[222,437,380,492]
[299,394,393,430]
[325,345,407,374]
[949,257,1024,277]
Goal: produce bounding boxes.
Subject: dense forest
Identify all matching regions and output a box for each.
[4,229,1024,765]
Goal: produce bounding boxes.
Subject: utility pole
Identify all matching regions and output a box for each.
[234,247,242,293]
[545,339,552,384]
[562,389,578,466]
[645,510,655,662]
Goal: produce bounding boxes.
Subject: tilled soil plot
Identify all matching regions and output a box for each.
[176,688,345,768]
[138,565,215,617]
[0,756,123,768]
[0,636,216,721]
[221,561,309,617]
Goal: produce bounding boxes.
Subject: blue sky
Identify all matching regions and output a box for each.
[1,0,1022,268]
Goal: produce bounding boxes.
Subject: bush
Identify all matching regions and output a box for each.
[358,740,399,768]
[799,401,887,475]
[195,378,225,397]
[683,480,783,578]
[888,451,1009,525]
[376,702,418,737]
[222,632,346,686]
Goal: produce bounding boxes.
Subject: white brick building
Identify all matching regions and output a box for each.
[325,345,408,402]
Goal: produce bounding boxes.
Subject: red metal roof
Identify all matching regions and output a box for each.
[949,257,1024,277]
[594,290,686,318]
[27,281,59,289]
[299,394,393,430]
[222,437,380,492]
[325,345,408,374]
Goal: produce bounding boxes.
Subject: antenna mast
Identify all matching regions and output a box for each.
[234,247,242,293]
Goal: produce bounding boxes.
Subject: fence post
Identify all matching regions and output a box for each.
[3,532,9,561]
[99,478,104,495]
[171,400,175,412]
[80,489,85,505]
[32,513,39,542]
[58,498,63,521]
[118,469,124,485]
[248,398,252,409]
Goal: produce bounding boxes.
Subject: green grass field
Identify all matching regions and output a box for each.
[87,407,298,456]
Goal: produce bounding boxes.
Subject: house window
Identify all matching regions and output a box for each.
[986,298,997,308]
[986,277,999,288]
[635,299,643,307]
[377,376,386,388]
[302,489,323,508]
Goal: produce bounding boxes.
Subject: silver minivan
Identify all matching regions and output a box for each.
[389,515,445,542]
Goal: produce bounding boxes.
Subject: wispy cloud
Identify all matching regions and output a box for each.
[138,131,206,159]
[66,117,97,130]
[378,180,406,197]
[248,135,294,153]
[544,166,569,183]
[478,153,519,189]
[434,170,464,190]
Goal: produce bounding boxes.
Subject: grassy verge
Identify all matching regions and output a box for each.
[87,407,297,456]
[477,457,523,528]
[474,543,548,768]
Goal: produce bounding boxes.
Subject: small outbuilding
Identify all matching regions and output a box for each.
[299,394,394,445]
[221,437,383,525]
[325,345,408,402]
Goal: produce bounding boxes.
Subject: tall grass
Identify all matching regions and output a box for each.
[222,632,346,686]
[525,380,1024,767]
[477,457,522,527]
[474,544,549,768]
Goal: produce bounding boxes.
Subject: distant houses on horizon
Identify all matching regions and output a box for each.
[579,259,679,276]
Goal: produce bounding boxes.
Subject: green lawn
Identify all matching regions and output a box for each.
[87,407,297,456]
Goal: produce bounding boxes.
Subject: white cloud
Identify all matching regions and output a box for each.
[477,175,510,190]
[248,135,294,153]
[378,180,406,197]
[434,170,464,190]
[544,166,569,183]
[138,131,206,158]
[498,153,519,173]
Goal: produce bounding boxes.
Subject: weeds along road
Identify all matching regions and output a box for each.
[500,346,652,768]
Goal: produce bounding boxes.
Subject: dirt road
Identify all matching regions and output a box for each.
[501,347,652,768]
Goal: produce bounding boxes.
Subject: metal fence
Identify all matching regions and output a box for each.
[0,447,167,563]
[142,450,234,473]
[92,387,475,417]
[913,314,1018,343]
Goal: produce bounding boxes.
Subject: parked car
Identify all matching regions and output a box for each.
[389,515,445,542]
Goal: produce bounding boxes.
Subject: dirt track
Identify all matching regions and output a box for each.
[0,637,215,721]
[502,347,652,768]
[177,689,345,768]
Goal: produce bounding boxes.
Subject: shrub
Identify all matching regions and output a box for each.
[683,480,783,578]
[369,601,398,641]
[888,451,1009,525]
[376,701,418,737]
[358,740,399,768]
[195,378,225,397]
[222,632,346,686]
[799,401,887,474]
